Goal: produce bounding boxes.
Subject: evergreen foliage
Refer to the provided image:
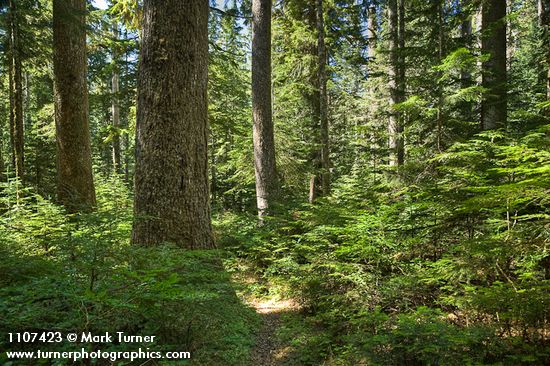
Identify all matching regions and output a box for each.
[0,0,549,364]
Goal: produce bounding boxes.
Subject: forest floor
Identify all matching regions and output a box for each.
[229,263,309,366]
[249,298,300,365]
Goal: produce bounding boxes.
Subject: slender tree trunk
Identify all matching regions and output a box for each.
[460,0,473,124]
[9,0,24,181]
[368,5,377,60]
[366,5,378,174]
[252,0,278,218]
[481,0,507,130]
[8,51,15,174]
[539,0,544,28]
[388,0,403,166]
[132,0,214,248]
[35,129,41,192]
[53,0,96,211]
[111,24,122,174]
[397,0,405,163]
[123,31,130,183]
[475,4,483,87]
[24,73,30,130]
[103,111,112,172]
[540,0,550,104]
[123,126,130,181]
[308,175,316,204]
[461,1,472,86]
[316,0,330,196]
[436,0,444,151]
[308,118,319,202]
[0,125,4,181]
[210,132,217,205]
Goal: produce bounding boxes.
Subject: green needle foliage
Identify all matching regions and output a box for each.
[0,0,549,364]
[220,122,550,364]
[0,177,259,365]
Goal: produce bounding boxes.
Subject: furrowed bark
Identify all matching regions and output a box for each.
[131,0,214,248]
[252,0,279,218]
[53,0,96,211]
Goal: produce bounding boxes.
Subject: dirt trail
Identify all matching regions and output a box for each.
[249,299,298,366]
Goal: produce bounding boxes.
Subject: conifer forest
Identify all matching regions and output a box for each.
[1,0,550,364]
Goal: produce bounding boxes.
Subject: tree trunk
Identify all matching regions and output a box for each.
[368,5,377,60]
[365,5,378,174]
[481,0,507,130]
[539,0,544,27]
[131,0,214,249]
[308,97,321,203]
[388,0,404,166]
[540,0,550,103]
[111,24,122,174]
[0,124,4,181]
[123,30,131,183]
[397,0,405,163]
[53,0,96,211]
[252,0,278,218]
[316,0,330,196]
[9,0,24,181]
[8,51,15,175]
[307,0,330,203]
[210,132,217,205]
[436,0,444,151]
[461,1,472,87]
[460,0,473,125]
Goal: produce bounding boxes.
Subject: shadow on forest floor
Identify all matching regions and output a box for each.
[249,298,303,366]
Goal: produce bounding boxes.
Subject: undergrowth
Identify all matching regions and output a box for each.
[219,127,550,365]
[0,176,259,366]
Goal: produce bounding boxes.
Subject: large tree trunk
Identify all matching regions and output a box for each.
[481,0,507,130]
[387,0,404,166]
[111,24,122,174]
[9,0,24,181]
[316,0,330,196]
[53,0,96,211]
[309,0,330,203]
[131,0,214,249]
[252,0,278,218]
